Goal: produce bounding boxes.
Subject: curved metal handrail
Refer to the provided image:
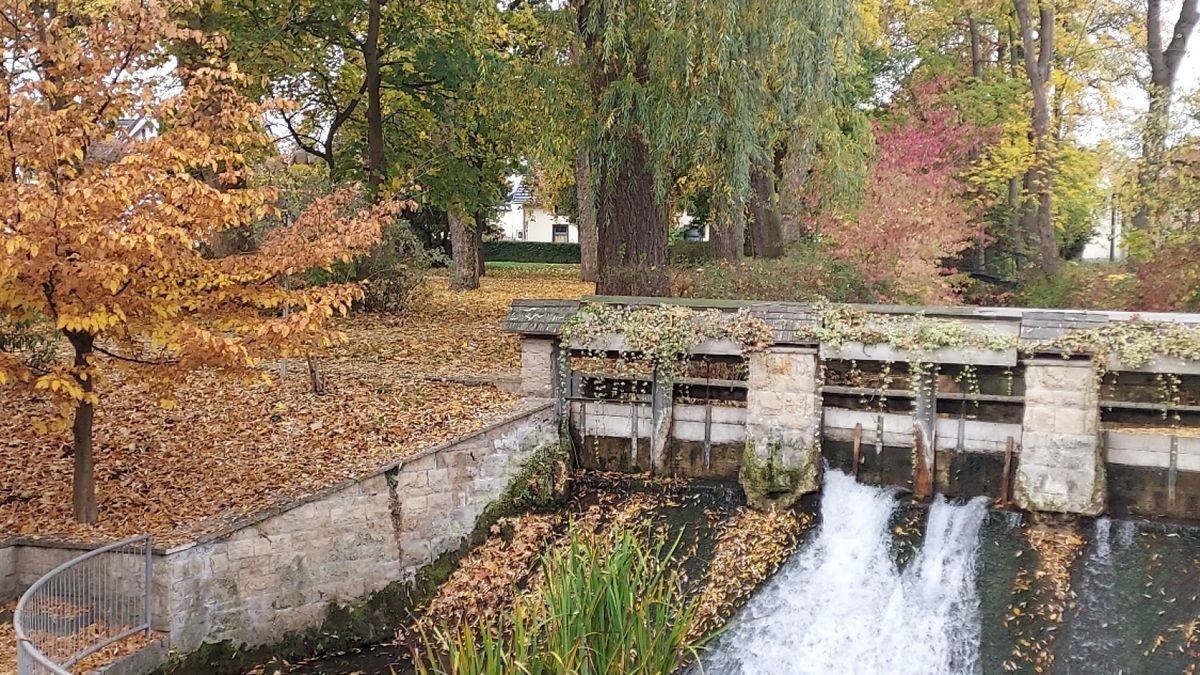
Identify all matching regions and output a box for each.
[13,534,152,674]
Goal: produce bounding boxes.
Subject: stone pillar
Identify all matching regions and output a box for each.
[519,337,557,399]
[1015,358,1105,515]
[740,347,821,509]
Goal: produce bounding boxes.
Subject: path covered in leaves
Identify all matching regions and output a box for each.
[0,267,592,546]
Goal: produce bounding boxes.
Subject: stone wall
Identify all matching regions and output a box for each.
[161,401,557,654]
[3,402,558,669]
[1015,358,1105,515]
[0,543,14,600]
[741,347,822,508]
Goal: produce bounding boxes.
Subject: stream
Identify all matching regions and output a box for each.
[700,469,1200,674]
[273,470,1200,675]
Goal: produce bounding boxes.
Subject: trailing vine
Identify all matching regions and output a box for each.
[803,305,1019,357]
[1034,319,1200,370]
[560,303,774,378]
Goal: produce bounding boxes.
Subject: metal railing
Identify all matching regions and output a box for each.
[14,535,153,675]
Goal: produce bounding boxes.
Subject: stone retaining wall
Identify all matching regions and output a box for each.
[2,401,557,671]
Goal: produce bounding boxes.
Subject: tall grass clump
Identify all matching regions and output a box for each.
[415,527,712,675]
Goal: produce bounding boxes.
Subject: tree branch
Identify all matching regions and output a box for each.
[1164,0,1199,82]
[93,344,177,366]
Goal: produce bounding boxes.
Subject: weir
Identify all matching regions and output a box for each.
[691,469,1200,674]
[505,298,1200,521]
[699,470,988,675]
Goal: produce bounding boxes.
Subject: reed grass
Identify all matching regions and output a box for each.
[415,526,713,674]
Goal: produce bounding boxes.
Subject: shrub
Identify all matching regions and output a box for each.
[1013,262,1141,310]
[308,221,443,312]
[668,241,714,265]
[482,241,581,264]
[0,314,55,371]
[415,527,712,675]
[674,242,879,303]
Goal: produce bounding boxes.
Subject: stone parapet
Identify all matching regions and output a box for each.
[4,403,558,670]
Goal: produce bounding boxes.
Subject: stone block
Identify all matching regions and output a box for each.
[402,495,428,512]
[392,469,428,490]
[425,467,455,488]
[1052,407,1099,436]
[520,338,556,397]
[425,492,455,514]
[1025,359,1096,392]
[402,454,438,473]
[1015,437,1105,516]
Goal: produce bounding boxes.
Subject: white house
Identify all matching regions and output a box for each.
[498,179,578,243]
[496,175,701,244]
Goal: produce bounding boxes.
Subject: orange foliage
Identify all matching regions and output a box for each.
[0,0,400,417]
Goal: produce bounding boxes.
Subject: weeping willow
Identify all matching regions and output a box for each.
[576,0,866,292]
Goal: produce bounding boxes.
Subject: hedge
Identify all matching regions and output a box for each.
[483,240,718,265]
[483,241,581,263]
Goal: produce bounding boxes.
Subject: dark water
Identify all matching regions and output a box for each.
[272,473,1200,675]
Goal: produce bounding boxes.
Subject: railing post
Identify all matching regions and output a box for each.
[13,534,155,674]
[144,536,153,636]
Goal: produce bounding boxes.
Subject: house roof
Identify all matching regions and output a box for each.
[508,184,535,205]
[116,115,158,140]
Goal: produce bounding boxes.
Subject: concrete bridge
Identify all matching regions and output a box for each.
[506,297,1200,520]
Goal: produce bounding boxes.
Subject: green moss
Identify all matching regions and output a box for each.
[739,439,818,510]
[476,421,572,533]
[153,579,420,675]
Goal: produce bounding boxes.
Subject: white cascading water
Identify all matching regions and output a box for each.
[701,469,989,675]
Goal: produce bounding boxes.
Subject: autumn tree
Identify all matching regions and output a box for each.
[825,87,991,303]
[1013,0,1063,276]
[1132,0,1199,231]
[0,0,399,523]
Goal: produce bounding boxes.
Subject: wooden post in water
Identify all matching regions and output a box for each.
[852,422,863,478]
[999,436,1015,507]
[912,364,937,498]
[1169,432,1179,508]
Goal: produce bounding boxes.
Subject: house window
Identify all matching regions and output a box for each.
[552,224,569,243]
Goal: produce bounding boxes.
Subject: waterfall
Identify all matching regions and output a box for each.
[700,469,989,675]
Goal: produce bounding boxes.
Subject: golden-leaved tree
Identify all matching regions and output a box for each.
[0,0,401,523]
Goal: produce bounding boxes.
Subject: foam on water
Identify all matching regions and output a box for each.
[1058,516,1136,672]
[700,469,988,675]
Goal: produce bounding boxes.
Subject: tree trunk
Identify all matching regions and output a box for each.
[778,127,815,245]
[1132,0,1199,231]
[748,161,783,258]
[575,144,599,282]
[67,332,97,524]
[1008,175,1023,270]
[595,129,669,296]
[364,0,384,191]
[968,15,984,77]
[709,194,745,261]
[449,211,480,290]
[473,212,487,278]
[306,355,326,395]
[1014,0,1060,276]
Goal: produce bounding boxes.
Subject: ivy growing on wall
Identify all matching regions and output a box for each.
[1035,319,1200,370]
[801,305,1019,356]
[560,303,774,378]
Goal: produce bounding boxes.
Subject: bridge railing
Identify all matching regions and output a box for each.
[13,535,153,675]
